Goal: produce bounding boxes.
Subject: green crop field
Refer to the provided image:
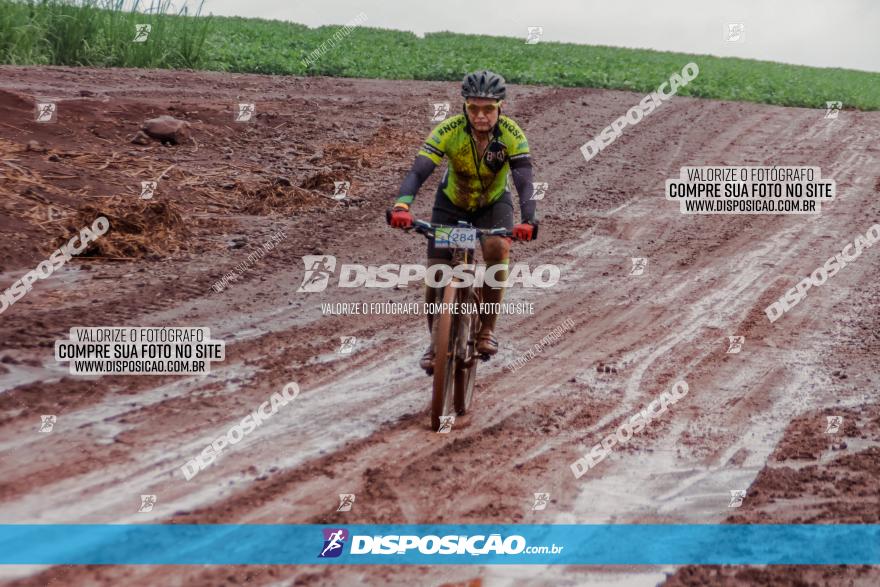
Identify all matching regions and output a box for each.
[2,0,879,110]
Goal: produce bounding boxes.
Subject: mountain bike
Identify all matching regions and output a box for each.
[396,216,519,431]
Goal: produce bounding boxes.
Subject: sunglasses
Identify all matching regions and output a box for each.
[465,101,502,116]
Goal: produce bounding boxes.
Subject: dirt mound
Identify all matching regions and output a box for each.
[0,78,420,267]
[0,88,33,114]
[67,199,185,259]
[237,181,328,215]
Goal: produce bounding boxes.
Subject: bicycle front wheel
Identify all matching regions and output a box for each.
[454,287,480,415]
[431,284,458,431]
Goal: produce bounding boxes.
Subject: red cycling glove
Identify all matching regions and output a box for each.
[389,206,414,229]
[513,222,537,241]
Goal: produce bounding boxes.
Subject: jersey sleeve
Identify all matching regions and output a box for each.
[499,116,530,164]
[417,115,463,164]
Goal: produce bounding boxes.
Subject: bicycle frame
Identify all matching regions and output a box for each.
[392,215,517,430]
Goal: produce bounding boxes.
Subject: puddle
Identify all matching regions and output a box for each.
[0,354,69,394]
[230,327,267,341]
[0,362,258,455]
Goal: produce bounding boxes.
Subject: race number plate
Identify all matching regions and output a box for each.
[434,227,477,249]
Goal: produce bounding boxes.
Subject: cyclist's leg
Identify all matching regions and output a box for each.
[473,192,514,355]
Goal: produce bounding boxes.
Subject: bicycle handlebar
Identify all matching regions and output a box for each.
[386,208,520,240]
[411,219,514,240]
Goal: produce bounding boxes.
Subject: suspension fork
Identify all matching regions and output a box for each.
[452,248,480,365]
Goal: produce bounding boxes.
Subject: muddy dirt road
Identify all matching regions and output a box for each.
[0,66,878,586]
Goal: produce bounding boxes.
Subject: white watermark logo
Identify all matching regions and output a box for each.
[133,24,151,43]
[322,301,535,317]
[825,415,843,434]
[580,63,699,162]
[525,26,543,44]
[825,101,843,119]
[571,381,689,478]
[297,255,337,293]
[726,23,745,42]
[531,493,550,511]
[338,336,357,354]
[297,256,560,292]
[531,182,548,201]
[235,103,255,122]
[1,216,109,316]
[55,327,224,375]
[431,102,450,122]
[138,494,157,512]
[666,166,835,215]
[35,102,57,123]
[301,12,368,67]
[506,318,575,372]
[140,181,157,200]
[39,415,57,433]
[333,181,350,200]
[726,336,744,354]
[349,533,556,556]
[765,223,880,322]
[630,257,647,276]
[47,205,65,222]
[212,230,286,293]
[337,494,356,512]
[728,490,746,508]
[180,382,300,480]
[437,415,455,433]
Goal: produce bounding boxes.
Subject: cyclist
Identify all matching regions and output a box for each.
[388,70,539,372]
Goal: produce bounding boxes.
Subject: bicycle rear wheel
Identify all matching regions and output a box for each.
[431,284,458,431]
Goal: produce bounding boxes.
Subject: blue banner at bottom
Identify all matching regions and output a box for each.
[0,524,877,565]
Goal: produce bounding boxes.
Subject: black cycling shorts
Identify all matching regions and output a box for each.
[427,186,514,260]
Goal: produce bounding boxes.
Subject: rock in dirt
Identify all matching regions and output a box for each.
[140,115,190,144]
[26,140,48,153]
[130,131,152,145]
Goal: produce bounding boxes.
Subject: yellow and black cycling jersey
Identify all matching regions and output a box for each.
[410,114,531,211]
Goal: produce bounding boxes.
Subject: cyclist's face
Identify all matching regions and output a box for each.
[465,98,501,132]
